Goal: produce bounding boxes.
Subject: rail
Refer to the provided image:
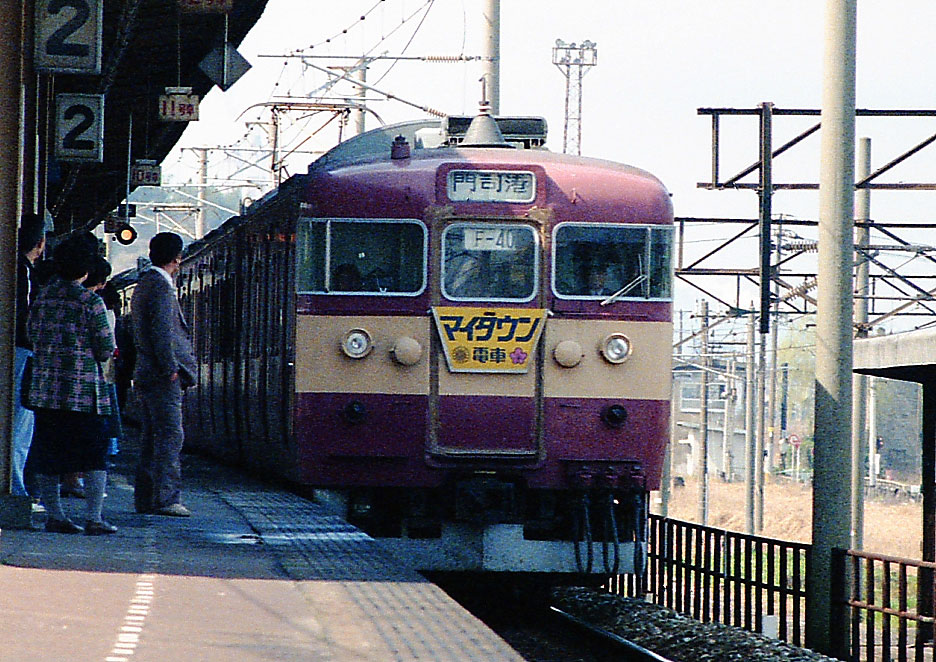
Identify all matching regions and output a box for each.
[621,515,811,648]
[836,548,936,662]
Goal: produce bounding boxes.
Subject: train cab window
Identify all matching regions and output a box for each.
[441,224,538,301]
[296,218,427,295]
[552,223,673,300]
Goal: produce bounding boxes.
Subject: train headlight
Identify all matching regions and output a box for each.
[390,336,422,366]
[341,328,373,359]
[553,340,584,368]
[600,333,632,364]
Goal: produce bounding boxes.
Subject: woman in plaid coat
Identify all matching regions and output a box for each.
[26,238,117,535]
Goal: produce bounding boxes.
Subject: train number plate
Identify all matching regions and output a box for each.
[446,170,535,203]
[463,227,525,251]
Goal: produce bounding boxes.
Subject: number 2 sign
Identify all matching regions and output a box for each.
[35,0,103,74]
[56,94,104,162]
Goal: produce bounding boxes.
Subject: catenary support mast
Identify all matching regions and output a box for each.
[808,0,856,655]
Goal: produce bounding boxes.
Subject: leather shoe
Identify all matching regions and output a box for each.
[84,520,118,536]
[45,518,84,534]
[155,503,191,517]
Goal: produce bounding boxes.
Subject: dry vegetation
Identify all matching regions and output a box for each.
[657,477,923,559]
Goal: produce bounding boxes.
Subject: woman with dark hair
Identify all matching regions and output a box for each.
[26,238,118,534]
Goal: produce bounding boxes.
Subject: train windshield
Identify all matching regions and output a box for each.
[552,223,673,300]
[441,224,538,302]
[296,218,427,295]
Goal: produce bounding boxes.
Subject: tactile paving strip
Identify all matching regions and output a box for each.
[221,489,524,661]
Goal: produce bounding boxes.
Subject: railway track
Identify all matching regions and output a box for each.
[547,606,675,662]
[432,574,676,662]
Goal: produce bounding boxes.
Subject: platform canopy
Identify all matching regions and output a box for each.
[853,328,936,383]
[31,0,269,237]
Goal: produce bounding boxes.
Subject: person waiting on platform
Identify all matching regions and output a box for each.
[12,213,45,502]
[26,238,117,535]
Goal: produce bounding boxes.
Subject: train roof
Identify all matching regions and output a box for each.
[308,114,669,192]
[182,113,672,259]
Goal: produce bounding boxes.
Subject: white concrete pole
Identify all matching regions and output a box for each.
[722,356,736,480]
[851,137,871,550]
[196,147,207,239]
[868,376,878,486]
[481,0,500,114]
[755,328,766,531]
[698,300,710,525]
[355,64,367,135]
[808,0,857,655]
[745,311,756,533]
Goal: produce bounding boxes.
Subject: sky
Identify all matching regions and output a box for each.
[115,0,936,338]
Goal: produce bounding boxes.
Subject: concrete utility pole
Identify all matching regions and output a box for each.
[354,64,367,135]
[868,376,878,487]
[661,383,678,518]
[698,300,710,525]
[767,225,782,474]
[481,0,500,115]
[755,101,773,532]
[755,325,766,531]
[745,311,757,534]
[808,0,857,655]
[722,356,736,480]
[552,39,597,155]
[195,147,208,239]
[851,137,871,550]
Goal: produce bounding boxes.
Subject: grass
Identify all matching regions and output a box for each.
[659,476,923,560]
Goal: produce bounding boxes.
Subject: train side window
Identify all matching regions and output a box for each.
[295,218,427,296]
[441,224,538,302]
[552,223,674,300]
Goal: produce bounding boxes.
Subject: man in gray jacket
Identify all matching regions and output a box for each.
[131,232,196,516]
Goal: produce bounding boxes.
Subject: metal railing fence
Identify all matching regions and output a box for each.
[835,548,936,662]
[620,514,810,648]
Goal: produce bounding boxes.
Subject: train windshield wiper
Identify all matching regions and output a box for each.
[600,273,647,306]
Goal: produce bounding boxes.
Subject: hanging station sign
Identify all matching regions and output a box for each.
[35,0,103,74]
[131,160,162,187]
[158,87,199,122]
[55,93,104,162]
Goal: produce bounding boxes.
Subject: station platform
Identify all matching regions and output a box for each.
[0,448,524,661]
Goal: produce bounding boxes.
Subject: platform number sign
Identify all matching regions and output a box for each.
[55,94,104,162]
[35,0,103,74]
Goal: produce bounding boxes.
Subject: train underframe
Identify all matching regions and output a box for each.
[316,477,649,575]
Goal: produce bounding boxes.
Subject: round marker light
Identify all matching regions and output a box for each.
[341,328,373,359]
[390,336,422,366]
[600,333,632,364]
[553,340,584,368]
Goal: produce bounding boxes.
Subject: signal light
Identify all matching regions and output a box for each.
[115,222,137,245]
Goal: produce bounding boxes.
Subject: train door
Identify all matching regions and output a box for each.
[429,221,545,460]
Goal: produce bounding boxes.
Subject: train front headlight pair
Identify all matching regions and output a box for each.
[553,334,633,367]
[341,329,423,366]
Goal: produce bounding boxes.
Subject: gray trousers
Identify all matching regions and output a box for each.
[134,380,183,512]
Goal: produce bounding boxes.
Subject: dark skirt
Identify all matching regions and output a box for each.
[31,408,108,474]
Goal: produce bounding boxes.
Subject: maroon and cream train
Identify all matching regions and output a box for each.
[177,112,674,574]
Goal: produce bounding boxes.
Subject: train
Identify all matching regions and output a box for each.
[168,109,674,574]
